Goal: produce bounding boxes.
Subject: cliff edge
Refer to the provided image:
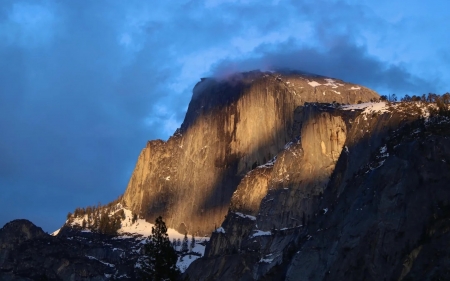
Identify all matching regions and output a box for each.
[122,70,379,235]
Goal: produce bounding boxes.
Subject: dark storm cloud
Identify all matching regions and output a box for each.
[211,38,436,96]
[210,0,441,96]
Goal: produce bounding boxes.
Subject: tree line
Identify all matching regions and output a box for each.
[379,92,450,104]
[66,195,139,235]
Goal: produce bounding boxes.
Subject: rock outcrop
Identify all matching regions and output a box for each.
[186,102,450,280]
[4,71,450,281]
[122,70,379,235]
[0,220,143,280]
[0,219,47,267]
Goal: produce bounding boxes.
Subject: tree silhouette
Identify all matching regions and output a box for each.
[140,216,180,280]
[190,235,195,252]
[182,233,189,253]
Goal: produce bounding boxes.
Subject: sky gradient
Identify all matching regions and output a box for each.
[1,0,449,232]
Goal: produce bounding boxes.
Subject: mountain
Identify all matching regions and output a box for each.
[185,100,450,280]
[2,70,450,280]
[122,70,379,235]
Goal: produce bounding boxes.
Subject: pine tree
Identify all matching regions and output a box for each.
[172,238,177,250]
[182,233,189,253]
[117,209,126,220]
[190,235,195,252]
[140,216,180,280]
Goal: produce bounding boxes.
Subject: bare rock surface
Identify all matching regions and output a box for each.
[4,71,450,281]
[122,70,379,235]
[186,103,450,281]
[0,220,142,280]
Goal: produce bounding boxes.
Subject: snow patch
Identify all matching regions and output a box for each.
[308,81,321,87]
[323,78,343,89]
[251,230,272,238]
[215,227,225,233]
[258,156,277,168]
[234,212,256,220]
[176,238,207,272]
[284,141,293,149]
[341,102,389,115]
[367,144,390,171]
[177,254,201,272]
[86,255,115,268]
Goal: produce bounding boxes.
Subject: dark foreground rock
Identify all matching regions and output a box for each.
[0,220,142,281]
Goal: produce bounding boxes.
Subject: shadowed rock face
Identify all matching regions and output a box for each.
[0,219,46,266]
[122,70,379,235]
[0,220,142,280]
[186,103,450,281]
[0,219,46,246]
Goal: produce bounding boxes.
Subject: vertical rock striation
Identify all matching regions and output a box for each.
[186,102,450,281]
[122,70,379,235]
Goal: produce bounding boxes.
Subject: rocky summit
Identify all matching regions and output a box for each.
[122,70,379,236]
[2,70,450,281]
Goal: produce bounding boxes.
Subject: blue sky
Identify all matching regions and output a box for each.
[1,0,449,232]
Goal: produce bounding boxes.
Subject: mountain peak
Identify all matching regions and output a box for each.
[123,71,379,236]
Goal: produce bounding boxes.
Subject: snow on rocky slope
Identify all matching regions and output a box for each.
[54,204,209,272]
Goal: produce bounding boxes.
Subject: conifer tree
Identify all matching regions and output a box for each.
[182,233,189,253]
[172,238,177,250]
[190,235,195,252]
[140,216,180,280]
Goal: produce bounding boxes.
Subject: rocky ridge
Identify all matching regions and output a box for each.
[0,206,209,280]
[5,70,448,280]
[186,101,450,280]
[0,219,137,280]
[122,70,379,235]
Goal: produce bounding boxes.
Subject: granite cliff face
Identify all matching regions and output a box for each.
[122,70,379,235]
[186,102,450,281]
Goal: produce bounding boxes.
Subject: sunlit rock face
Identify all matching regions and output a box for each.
[257,105,347,230]
[186,102,450,281]
[122,70,379,235]
[203,104,348,258]
[229,105,347,226]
